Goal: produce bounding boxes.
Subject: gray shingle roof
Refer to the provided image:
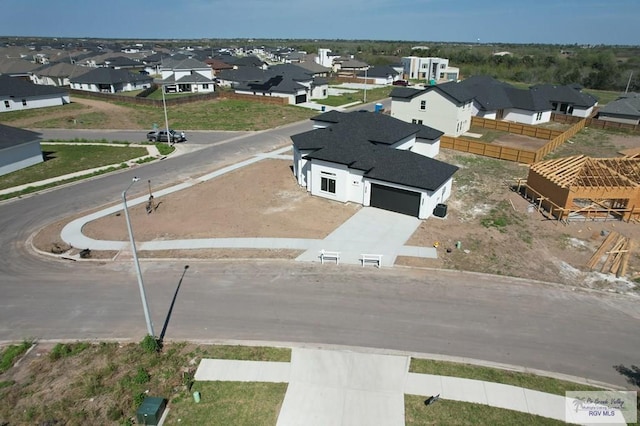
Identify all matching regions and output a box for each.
[599,93,640,118]
[0,123,41,150]
[0,75,68,97]
[391,82,474,105]
[431,81,475,104]
[292,111,456,191]
[530,84,598,108]
[69,68,153,85]
[457,75,514,110]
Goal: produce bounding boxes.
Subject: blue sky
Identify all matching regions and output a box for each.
[4,0,639,45]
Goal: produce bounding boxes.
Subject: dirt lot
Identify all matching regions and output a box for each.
[33,129,640,293]
[9,97,142,129]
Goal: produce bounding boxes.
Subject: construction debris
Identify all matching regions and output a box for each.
[587,231,633,277]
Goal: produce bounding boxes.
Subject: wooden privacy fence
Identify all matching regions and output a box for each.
[445,116,588,164]
[471,116,563,140]
[440,136,537,163]
[533,118,587,161]
[70,88,219,107]
[70,88,288,107]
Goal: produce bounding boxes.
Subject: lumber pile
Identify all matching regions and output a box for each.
[587,232,633,277]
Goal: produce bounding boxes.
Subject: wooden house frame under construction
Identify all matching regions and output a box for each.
[524,154,640,222]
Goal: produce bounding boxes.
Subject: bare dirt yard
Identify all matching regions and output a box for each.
[9,97,143,129]
[33,129,640,293]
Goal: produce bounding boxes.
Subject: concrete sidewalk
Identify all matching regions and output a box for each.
[194,347,580,425]
[57,146,439,266]
[295,208,434,267]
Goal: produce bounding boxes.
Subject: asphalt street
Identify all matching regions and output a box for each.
[1,117,639,389]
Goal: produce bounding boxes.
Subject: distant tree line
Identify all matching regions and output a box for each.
[293,40,638,92]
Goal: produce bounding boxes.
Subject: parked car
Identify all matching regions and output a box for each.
[146,129,187,143]
[392,80,409,86]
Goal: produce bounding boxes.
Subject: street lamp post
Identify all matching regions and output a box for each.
[363,68,368,104]
[122,177,155,337]
[161,84,171,146]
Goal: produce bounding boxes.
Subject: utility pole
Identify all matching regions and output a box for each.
[363,67,368,103]
[625,71,633,94]
[122,177,155,337]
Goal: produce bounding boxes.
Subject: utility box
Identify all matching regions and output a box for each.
[136,397,166,425]
[433,203,448,218]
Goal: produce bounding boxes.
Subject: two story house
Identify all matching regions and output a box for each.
[390,82,474,137]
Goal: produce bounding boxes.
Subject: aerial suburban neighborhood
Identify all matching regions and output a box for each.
[1,28,639,426]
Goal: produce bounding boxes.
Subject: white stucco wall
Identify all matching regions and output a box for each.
[503,109,551,125]
[411,139,440,158]
[421,178,454,219]
[391,91,472,137]
[310,84,328,99]
[389,134,416,150]
[309,160,352,203]
[235,89,297,104]
[571,106,593,118]
[1,94,69,112]
[0,140,43,177]
[598,114,640,125]
[295,145,455,218]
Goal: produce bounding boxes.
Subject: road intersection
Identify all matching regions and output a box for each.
[1,123,639,390]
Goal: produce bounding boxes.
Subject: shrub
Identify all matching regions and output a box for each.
[49,342,90,361]
[0,340,32,373]
[140,335,161,354]
[133,367,150,384]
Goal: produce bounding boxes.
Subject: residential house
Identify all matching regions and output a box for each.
[0,57,40,78]
[315,48,340,68]
[390,82,474,137]
[160,57,214,93]
[458,75,552,124]
[0,124,43,177]
[295,61,331,78]
[204,58,234,77]
[31,62,91,87]
[0,75,70,112]
[98,56,146,72]
[232,63,329,103]
[358,65,401,85]
[333,58,369,77]
[69,68,153,93]
[401,56,459,82]
[292,111,456,219]
[597,93,640,125]
[529,84,598,118]
[225,55,268,70]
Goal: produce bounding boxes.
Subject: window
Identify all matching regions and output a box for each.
[202,84,209,89]
[320,172,336,194]
[22,99,27,106]
[536,112,543,121]
[4,100,9,108]
[420,100,426,110]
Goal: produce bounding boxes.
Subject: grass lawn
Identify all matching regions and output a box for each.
[108,98,318,131]
[405,395,566,425]
[467,125,509,142]
[2,341,609,425]
[0,102,86,122]
[544,127,621,159]
[0,341,291,425]
[317,85,393,107]
[0,144,148,191]
[167,381,287,425]
[410,358,603,395]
